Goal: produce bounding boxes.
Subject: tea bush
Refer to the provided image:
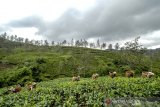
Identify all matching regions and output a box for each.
[0,77,160,106]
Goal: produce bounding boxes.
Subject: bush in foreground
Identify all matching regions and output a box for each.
[0,77,160,106]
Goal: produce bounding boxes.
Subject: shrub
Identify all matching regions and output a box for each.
[0,77,5,87]
[0,67,32,87]
[106,62,114,67]
[134,65,150,75]
[119,65,131,73]
[13,48,25,53]
[152,68,160,77]
[36,57,46,64]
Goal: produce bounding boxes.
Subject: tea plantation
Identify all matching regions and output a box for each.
[0,77,160,106]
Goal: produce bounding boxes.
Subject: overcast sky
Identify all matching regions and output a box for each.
[0,0,160,48]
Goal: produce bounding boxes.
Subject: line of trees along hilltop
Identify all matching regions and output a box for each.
[0,32,121,50]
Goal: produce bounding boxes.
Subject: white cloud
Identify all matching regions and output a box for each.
[0,0,95,23]
[0,0,160,49]
[140,30,160,48]
[8,27,44,40]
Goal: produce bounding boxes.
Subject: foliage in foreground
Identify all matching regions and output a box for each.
[0,77,160,106]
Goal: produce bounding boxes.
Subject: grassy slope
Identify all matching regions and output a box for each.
[0,45,160,87]
[0,46,121,85]
[0,37,160,87]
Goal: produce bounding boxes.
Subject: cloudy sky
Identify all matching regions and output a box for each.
[0,0,160,48]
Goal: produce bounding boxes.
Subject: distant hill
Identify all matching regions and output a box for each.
[0,36,160,88]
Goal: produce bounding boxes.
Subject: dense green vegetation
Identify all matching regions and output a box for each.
[0,77,160,106]
[0,35,160,87]
[0,34,160,106]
